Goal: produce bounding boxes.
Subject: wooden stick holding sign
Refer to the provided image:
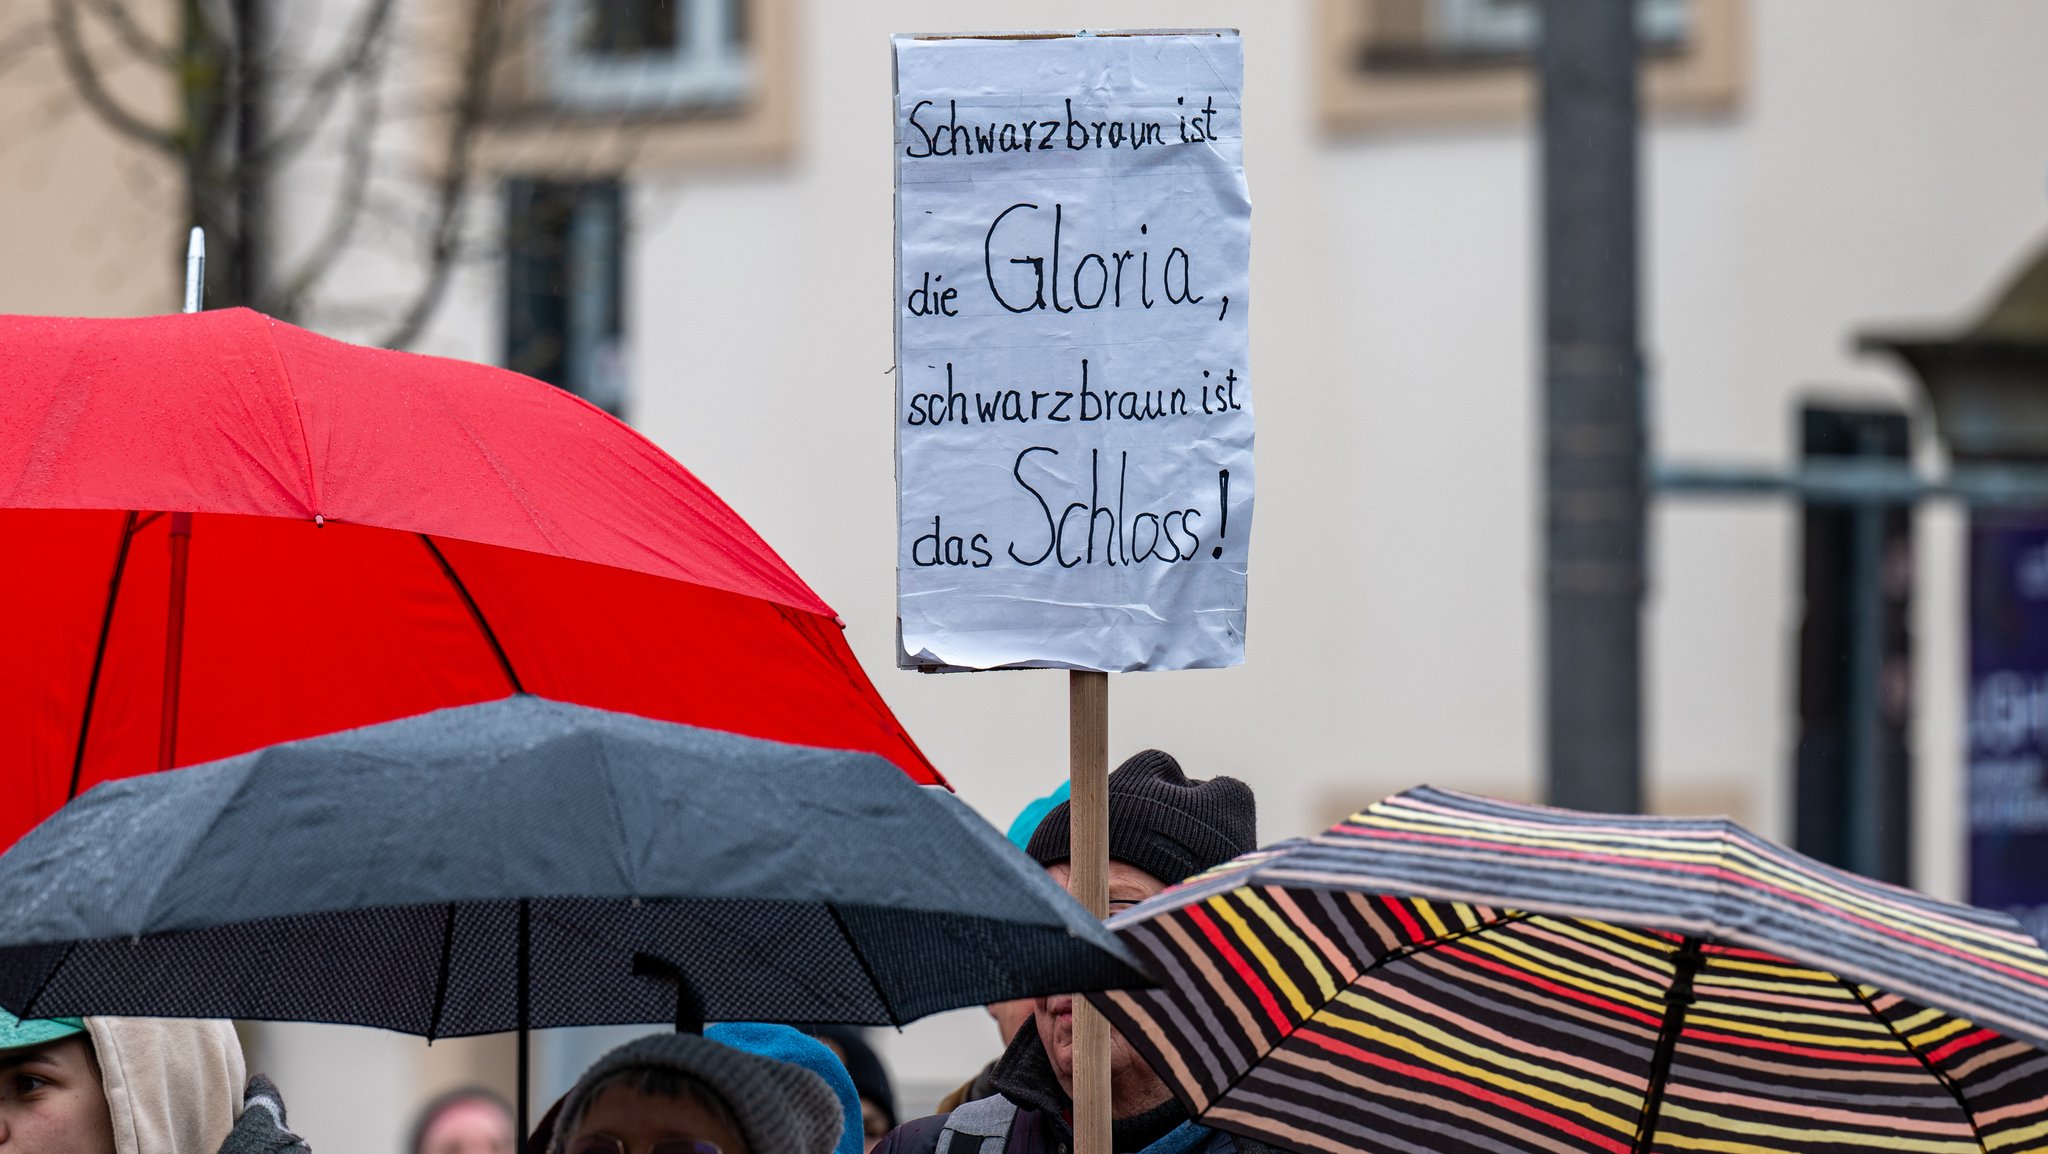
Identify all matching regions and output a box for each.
[891,29,1250,1154]
[1069,670,1110,1154]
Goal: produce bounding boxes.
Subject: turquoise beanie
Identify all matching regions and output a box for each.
[705,1023,863,1154]
[0,1007,86,1052]
[1005,781,1071,850]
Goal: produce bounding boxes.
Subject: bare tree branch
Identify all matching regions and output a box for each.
[44,0,520,338]
[76,0,175,68]
[248,0,394,167]
[267,31,388,319]
[374,0,501,350]
[47,0,178,153]
[186,0,229,55]
[181,0,234,160]
[0,18,51,80]
[0,82,82,163]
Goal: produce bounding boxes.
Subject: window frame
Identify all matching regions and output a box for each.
[1318,0,1743,135]
[541,0,752,113]
[428,0,793,180]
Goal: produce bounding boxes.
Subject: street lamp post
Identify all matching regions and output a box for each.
[1540,0,1646,816]
[1657,241,2048,888]
[1861,244,2048,920]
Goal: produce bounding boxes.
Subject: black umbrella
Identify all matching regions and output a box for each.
[0,696,1147,1128]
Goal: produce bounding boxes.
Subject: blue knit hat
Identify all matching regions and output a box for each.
[0,1007,85,1052]
[705,1023,863,1154]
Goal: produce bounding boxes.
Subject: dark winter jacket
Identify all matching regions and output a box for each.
[873,1029,1278,1154]
[935,1059,1002,1115]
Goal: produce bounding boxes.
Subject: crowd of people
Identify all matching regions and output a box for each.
[0,751,1267,1154]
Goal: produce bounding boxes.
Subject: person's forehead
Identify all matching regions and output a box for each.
[1107,861,1163,886]
[1042,860,1165,890]
[0,1036,92,1071]
[573,1087,739,1149]
[427,1099,510,1132]
[582,1084,721,1126]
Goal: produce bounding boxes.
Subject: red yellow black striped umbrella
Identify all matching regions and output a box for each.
[1088,786,2048,1154]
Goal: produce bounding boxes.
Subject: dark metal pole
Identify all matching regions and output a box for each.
[231,0,265,305]
[1540,0,1645,813]
[1843,499,1886,876]
[1842,414,1912,882]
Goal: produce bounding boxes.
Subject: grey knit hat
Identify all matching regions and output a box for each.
[1026,749,1257,886]
[551,1032,842,1154]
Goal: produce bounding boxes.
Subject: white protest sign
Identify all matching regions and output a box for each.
[893,31,1253,673]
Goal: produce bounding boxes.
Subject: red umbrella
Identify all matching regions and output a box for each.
[0,308,938,847]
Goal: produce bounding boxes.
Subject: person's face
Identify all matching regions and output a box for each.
[563,1086,747,1154]
[1033,861,1168,1100]
[0,1037,116,1154]
[986,999,1034,1046]
[859,1097,890,1153]
[814,1039,890,1152]
[420,1098,515,1154]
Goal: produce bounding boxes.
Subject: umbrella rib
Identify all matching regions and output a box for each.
[426,903,457,1041]
[417,534,524,694]
[1837,976,1991,1154]
[1631,935,1705,1154]
[19,941,79,1016]
[68,511,140,800]
[1130,906,1535,1127]
[827,903,903,1027]
[1362,908,1533,976]
[773,605,936,778]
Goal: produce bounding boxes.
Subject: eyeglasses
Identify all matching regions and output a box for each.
[564,1136,722,1154]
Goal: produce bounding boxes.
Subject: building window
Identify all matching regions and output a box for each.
[1363,0,1691,66]
[504,179,629,417]
[455,0,791,177]
[543,0,750,112]
[1319,0,1741,133]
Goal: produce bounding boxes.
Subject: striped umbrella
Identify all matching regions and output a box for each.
[1088,786,2048,1154]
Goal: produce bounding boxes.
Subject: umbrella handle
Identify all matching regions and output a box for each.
[631,953,705,1034]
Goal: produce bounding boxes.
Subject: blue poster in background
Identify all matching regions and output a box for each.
[1969,512,2048,943]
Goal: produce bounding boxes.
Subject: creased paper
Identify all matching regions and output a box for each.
[893,31,1254,672]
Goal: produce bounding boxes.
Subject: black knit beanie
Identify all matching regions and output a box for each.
[1025,750,1256,886]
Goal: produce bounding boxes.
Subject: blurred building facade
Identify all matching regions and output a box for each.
[6,0,2048,1149]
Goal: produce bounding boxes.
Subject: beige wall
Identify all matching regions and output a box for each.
[0,1,180,315]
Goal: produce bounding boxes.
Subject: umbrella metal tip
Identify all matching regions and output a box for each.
[183,227,206,313]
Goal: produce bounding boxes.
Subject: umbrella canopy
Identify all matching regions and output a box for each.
[0,308,936,848]
[1089,787,2048,1154]
[0,696,1142,1035]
